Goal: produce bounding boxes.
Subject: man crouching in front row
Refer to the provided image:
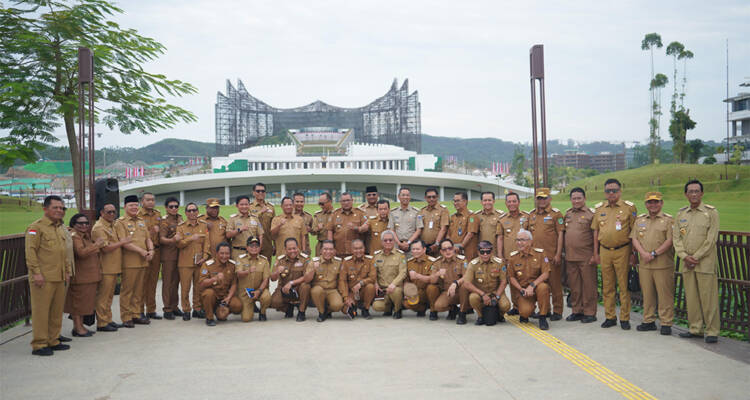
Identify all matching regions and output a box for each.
[508,229,551,330]
[199,242,242,326]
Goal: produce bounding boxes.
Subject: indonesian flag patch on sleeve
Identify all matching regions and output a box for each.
[28,230,37,235]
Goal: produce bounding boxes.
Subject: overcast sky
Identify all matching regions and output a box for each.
[59,0,750,148]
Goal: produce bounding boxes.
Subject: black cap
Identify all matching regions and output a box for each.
[366,186,378,193]
[246,236,260,246]
[124,195,139,204]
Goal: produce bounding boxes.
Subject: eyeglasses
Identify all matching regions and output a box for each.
[382,238,394,242]
[186,209,198,213]
[604,189,620,194]
[167,205,179,209]
[366,193,378,196]
[515,238,530,242]
[425,195,437,199]
[75,221,90,226]
[254,189,266,193]
[440,247,453,251]
[536,196,546,200]
[478,249,492,255]
[318,202,326,206]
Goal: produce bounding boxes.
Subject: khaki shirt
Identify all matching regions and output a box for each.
[115,215,150,268]
[271,213,307,255]
[529,206,564,257]
[498,211,530,259]
[296,210,314,251]
[406,254,436,289]
[631,212,675,270]
[229,213,263,250]
[311,209,334,241]
[564,207,595,262]
[373,249,407,287]
[176,220,210,268]
[591,199,638,248]
[137,208,161,248]
[449,209,479,259]
[358,202,379,219]
[249,199,275,254]
[327,208,366,256]
[419,204,450,245]
[235,253,270,290]
[198,214,228,257]
[465,256,506,294]
[430,255,467,291]
[390,205,423,243]
[310,256,344,294]
[91,218,121,274]
[159,213,183,261]
[366,216,390,253]
[273,254,310,287]
[673,203,719,274]
[25,216,72,280]
[476,209,503,245]
[71,232,102,285]
[508,248,550,287]
[339,255,376,295]
[198,259,236,298]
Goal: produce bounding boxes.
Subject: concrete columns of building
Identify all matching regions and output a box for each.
[280,183,286,198]
[224,186,230,206]
[396,183,401,196]
[467,190,472,201]
[341,181,346,195]
[179,190,185,205]
[439,186,445,202]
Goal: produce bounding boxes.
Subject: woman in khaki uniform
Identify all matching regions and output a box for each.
[65,214,103,337]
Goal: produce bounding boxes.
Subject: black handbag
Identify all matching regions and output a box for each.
[627,267,641,292]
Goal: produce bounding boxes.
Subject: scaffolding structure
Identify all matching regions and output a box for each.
[215,78,421,156]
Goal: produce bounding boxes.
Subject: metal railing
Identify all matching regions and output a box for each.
[0,234,31,329]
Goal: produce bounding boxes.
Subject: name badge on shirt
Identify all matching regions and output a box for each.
[615,221,622,231]
[429,221,434,229]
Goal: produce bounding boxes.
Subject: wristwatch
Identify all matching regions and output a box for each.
[530,282,536,289]
[650,251,657,257]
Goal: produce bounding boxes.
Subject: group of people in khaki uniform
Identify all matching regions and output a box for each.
[25,179,723,355]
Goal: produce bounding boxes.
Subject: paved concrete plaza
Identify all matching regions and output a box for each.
[2,282,748,400]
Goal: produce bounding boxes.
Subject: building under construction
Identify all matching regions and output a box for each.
[215,78,421,156]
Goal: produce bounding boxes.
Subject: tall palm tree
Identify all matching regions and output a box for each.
[642,33,663,164]
[666,41,685,115]
[678,49,694,109]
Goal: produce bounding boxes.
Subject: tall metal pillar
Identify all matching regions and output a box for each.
[77,47,95,213]
[224,186,230,205]
[439,186,445,202]
[280,183,286,198]
[529,44,549,189]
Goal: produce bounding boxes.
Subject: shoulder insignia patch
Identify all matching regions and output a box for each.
[206,259,215,265]
[470,258,479,264]
[229,213,237,218]
[312,257,320,261]
[663,212,672,217]
[639,213,647,218]
[395,248,404,254]
[428,256,437,262]
[300,253,309,258]
[368,215,377,219]
[679,206,688,211]
[705,204,715,209]
[277,255,286,260]
[198,220,207,224]
[456,254,465,260]
[228,259,236,264]
[314,210,322,214]
[365,255,373,259]
[432,256,442,262]
[344,256,353,260]
[533,248,544,253]
[259,255,268,260]
[624,200,634,206]
[440,204,447,208]
[407,256,414,262]
[552,207,560,212]
[492,257,503,263]
[373,250,383,255]
[509,250,519,256]
[565,207,572,212]
[594,202,603,208]
[334,256,342,261]
[239,254,247,258]
[589,207,596,213]
[177,220,186,225]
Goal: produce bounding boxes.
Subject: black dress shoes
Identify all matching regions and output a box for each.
[296,311,306,322]
[581,315,597,323]
[566,313,583,322]
[147,312,163,320]
[72,329,94,337]
[163,312,175,320]
[637,322,657,331]
[601,318,617,328]
[550,313,562,321]
[50,343,70,351]
[539,317,549,330]
[97,325,118,332]
[32,347,53,356]
[429,311,438,321]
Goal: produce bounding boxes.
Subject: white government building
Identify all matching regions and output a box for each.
[121,128,532,205]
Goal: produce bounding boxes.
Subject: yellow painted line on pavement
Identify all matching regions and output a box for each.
[507,315,658,400]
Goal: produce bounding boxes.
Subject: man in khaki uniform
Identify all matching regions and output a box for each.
[528,187,564,320]
[562,188,597,323]
[272,196,308,256]
[327,192,366,257]
[340,239,377,319]
[362,199,391,254]
[631,191,675,336]
[419,187,450,257]
[115,195,155,327]
[390,187,423,253]
[235,237,271,322]
[497,191,530,315]
[359,185,380,219]
[427,239,469,323]
[463,241,511,325]
[293,192,314,254]
[404,240,436,316]
[372,231,407,318]
[270,238,312,322]
[673,180,720,343]
[508,229,551,330]
[308,240,345,322]
[449,191,480,261]
[198,198,228,258]
[198,243,242,326]
[226,195,264,260]
[475,192,503,257]
[249,182,276,259]
[159,197,183,320]
[591,178,637,330]
[311,193,334,256]
[93,203,130,332]
[175,203,210,320]
[26,195,73,355]
[137,192,163,320]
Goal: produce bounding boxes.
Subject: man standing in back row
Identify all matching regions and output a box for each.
[497,192,529,316]
[562,188,597,323]
[138,192,163,321]
[528,187,564,320]
[249,183,276,259]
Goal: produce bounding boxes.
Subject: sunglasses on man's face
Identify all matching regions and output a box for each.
[167,205,179,209]
[478,249,492,255]
[76,221,90,226]
[604,188,619,194]
[255,189,266,193]
[186,209,198,213]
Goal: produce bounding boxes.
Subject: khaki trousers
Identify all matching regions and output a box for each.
[271,282,311,312]
[600,246,631,321]
[566,261,599,316]
[682,270,720,336]
[469,292,510,317]
[433,286,469,312]
[161,259,179,312]
[311,286,344,313]
[200,289,242,320]
[238,288,271,322]
[639,267,675,325]
[346,283,375,310]
[142,249,161,314]
[178,266,202,313]
[372,287,404,312]
[95,273,118,327]
[29,281,66,350]
[549,258,564,315]
[425,284,441,311]
[510,286,521,311]
[518,282,550,318]
[120,267,145,322]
